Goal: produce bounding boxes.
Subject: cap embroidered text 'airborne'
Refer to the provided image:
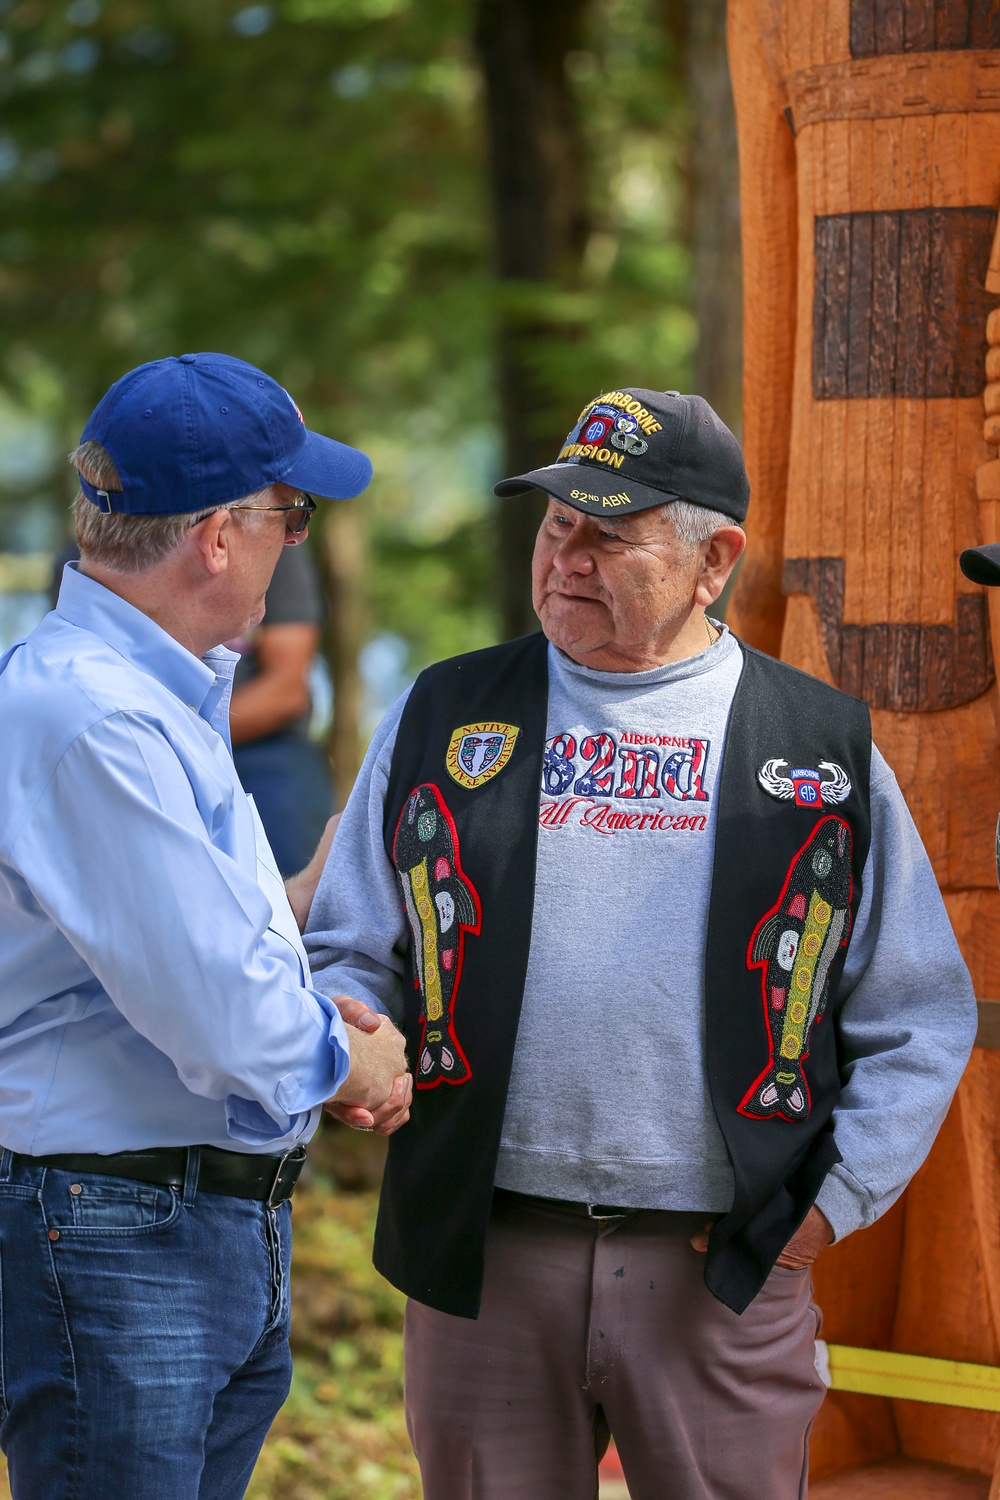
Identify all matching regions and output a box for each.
[494,387,749,523]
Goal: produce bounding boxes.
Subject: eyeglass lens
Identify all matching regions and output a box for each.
[288,494,315,534]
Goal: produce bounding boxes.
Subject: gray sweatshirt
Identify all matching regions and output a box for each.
[305,628,978,1241]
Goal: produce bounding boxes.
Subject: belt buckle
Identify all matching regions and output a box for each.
[587,1203,626,1227]
[267,1145,306,1208]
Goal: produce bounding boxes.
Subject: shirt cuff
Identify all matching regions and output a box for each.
[223,992,352,1146]
[270,990,352,1114]
[814,1163,873,1242]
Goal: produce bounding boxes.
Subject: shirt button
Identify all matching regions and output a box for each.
[48,1229,60,1242]
[69,1183,82,1195]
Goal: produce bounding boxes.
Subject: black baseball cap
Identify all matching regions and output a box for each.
[494,387,750,523]
[960,544,1000,586]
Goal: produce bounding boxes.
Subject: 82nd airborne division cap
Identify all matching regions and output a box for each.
[494,387,749,523]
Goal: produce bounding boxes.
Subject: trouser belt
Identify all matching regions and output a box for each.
[493,1187,640,1223]
[11,1144,307,1207]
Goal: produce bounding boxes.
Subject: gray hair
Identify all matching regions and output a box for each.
[665,500,738,546]
[70,441,268,573]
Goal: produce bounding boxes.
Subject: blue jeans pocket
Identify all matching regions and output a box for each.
[0,1245,7,1423]
[44,1170,181,1235]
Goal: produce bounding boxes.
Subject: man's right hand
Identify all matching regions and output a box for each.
[327,1002,411,1134]
[327,1071,412,1136]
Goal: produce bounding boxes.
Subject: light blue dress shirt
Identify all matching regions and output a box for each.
[0,563,350,1155]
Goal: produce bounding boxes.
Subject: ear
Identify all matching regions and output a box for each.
[187,508,233,577]
[694,525,747,607]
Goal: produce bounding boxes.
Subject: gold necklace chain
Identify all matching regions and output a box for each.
[705,615,718,648]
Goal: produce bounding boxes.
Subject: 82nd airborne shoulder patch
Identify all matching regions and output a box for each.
[757,758,851,807]
[446,721,519,790]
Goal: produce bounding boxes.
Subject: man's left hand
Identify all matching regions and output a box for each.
[775,1206,833,1268]
[689,1205,833,1269]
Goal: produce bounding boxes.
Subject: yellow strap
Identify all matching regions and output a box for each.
[821,1341,1000,1412]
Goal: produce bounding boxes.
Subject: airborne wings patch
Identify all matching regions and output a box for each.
[758,759,851,807]
[446,721,519,790]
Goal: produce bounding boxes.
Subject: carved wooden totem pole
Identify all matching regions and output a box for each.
[728,1,1000,1491]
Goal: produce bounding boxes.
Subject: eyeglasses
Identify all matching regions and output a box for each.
[229,492,317,535]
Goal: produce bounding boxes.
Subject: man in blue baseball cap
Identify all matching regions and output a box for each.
[0,353,411,1499]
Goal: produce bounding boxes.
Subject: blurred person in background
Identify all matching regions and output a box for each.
[227,541,333,877]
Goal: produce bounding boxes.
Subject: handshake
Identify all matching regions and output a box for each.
[325,997,412,1137]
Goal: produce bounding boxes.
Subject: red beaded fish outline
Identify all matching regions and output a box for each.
[392,783,482,1089]
[740,815,853,1123]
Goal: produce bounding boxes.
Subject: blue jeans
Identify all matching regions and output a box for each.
[232,733,333,877]
[0,1149,293,1500]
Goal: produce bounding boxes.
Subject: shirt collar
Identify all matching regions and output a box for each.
[55,562,238,722]
[551,619,737,688]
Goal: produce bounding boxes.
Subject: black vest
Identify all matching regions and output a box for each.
[374,633,871,1317]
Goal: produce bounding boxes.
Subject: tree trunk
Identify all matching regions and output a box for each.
[321,504,367,809]
[684,0,742,620]
[474,0,591,639]
[687,0,742,435]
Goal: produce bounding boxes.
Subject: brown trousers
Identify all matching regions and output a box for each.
[404,1194,826,1500]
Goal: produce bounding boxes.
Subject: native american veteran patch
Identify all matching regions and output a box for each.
[445,721,520,790]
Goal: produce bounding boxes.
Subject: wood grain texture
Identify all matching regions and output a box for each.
[890,1103,1000,1472]
[945,892,1000,994]
[959,1051,1000,1348]
[724,0,798,657]
[787,54,1000,129]
[850,0,1000,54]
[731,0,1000,1485]
[783,557,994,706]
[812,209,997,399]
[813,1456,989,1498]
[810,1202,905,1478]
[989,215,1000,292]
[975,1001,1000,1047]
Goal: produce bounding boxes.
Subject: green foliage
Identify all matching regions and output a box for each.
[0,0,692,677]
[0,0,486,421]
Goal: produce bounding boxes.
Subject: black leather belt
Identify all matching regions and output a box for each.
[494,1188,638,1224]
[13,1144,307,1207]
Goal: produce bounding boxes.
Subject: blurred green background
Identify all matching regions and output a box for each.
[0,0,739,789]
[0,1,739,1493]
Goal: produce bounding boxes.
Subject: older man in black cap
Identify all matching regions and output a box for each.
[307,388,975,1500]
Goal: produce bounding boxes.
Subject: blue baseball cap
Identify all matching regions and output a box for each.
[76,351,373,515]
